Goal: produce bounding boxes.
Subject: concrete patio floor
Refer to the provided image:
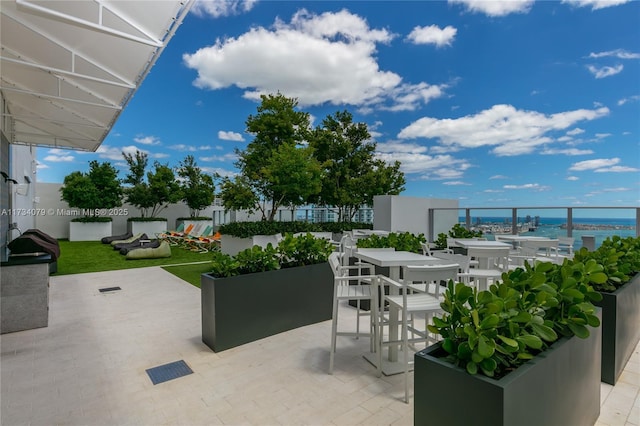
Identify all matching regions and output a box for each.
[1,266,638,426]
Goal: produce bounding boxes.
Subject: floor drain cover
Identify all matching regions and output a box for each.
[146,360,193,385]
[98,286,121,293]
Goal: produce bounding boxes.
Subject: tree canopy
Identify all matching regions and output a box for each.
[219,94,406,221]
[310,110,405,220]
[60,160,122,215]
[220,93,320,220]
[122,150,181,218]
[177,155,215,218]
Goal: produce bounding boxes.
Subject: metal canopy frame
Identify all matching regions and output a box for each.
[1,0,194,151]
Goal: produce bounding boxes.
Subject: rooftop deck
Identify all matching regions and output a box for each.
[1,266,638,425]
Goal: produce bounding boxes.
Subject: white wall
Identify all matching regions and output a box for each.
[373,195,459,241]
[34,182,294,239]
[10,145,37,238]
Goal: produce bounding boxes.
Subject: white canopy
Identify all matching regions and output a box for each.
[1,0,193,151]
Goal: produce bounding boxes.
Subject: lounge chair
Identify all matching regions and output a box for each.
[101,231,133,244]
[125,240,171,259]
[113,234,148,250]
[110,233,143,247]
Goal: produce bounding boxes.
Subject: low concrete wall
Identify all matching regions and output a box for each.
[1,261,49,333]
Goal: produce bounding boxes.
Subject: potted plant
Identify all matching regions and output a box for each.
[415,260,603,426]
[434,223,483,253]
[122,150,180,236]
[572,235,640,384]
[201,233,335,352]
[60,160,123,241]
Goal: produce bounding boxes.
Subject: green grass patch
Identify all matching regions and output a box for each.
[54,240,213,275]
[162,263,212,288]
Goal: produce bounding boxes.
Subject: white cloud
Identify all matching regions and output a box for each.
[36,162,49,170]
[618,95,640,106]
[563,0,631,10]
[566,128,585,136]
[443,181,470,186]
[449,0,534,16]
[503,183,551,191]
[218,131,245,142]
[569,157,620,171]
[566,176,579,181]
[97,145,141,160]
[376,141,427,154]
[588,49,640,59]
[406,25,457,48]
[594,133,611,139]
[133,135,161,145]
[376,150,471,180]
[43,154,74,162]
[398,104,609,156]
[587,64,624,78]
[541,148,594,155]
[184,9,445,111]
[594,165,639,172]
[203,166,237,178]
[483,189,504,193]
[489,175,508,180]
[190,0,257,18]
[201,153,238,162]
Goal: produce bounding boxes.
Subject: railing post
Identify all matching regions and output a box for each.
[512,208,518,235]
[567,208,573,238]
[428,208,435,243]
[465,209,471,230]
[636,208,640,238]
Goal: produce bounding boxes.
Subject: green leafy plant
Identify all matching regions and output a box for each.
[356,232,426,253]
[217,221,372,238]
[209,234,334,277]
[572,236,640,292]
[176,155,215,218]
[234,245,281,275]
[278,233,335,268]
[70,216,112,223]
[127,217,167,222]
[209,252,241,278]
[428,260,601,379]
[60,160,122,217]
[435,223,483,250]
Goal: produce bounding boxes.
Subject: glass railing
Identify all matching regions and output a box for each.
[427,206,639,250]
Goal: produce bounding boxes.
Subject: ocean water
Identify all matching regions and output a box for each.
[461,217,636,250]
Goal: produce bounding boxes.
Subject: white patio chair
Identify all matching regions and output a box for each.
[328,252,378,374]
[376,263,459,403]
[459,246,511,291]
[558,236,575,256]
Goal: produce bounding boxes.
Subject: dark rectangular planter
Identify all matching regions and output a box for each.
[414,319,601,426]
[594,272,640,384]
[201,262,333,352]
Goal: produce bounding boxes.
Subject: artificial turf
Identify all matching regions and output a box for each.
[53,240,213,276]
[161,263,213,288]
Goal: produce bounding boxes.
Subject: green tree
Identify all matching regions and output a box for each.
[121,150,181,218]
[219,93,319,220]
[177,155,215,218]
[60,160,122,216]
[310,110,405,221]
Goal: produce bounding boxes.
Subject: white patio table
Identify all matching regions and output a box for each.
[354,250,444,375]
[453,239,512,248]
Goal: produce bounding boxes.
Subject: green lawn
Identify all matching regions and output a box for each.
[54,240,213,276]
[161,263,212,288]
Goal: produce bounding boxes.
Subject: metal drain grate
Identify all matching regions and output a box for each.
[98,286,121,293]
[146,360,193,385]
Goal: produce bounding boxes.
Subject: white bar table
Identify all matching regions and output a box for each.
[454,239,512,248]
[354,250,443,375]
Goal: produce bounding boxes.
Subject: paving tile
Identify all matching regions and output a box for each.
[1,266,638,426]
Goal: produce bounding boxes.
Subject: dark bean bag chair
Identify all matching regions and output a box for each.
[113,234,148,251]
[125,240,171,259]
[119,239,160,255]
[101,232,133,244]
[8,233,60,261]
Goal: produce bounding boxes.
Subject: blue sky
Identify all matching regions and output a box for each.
[37,0,640,210]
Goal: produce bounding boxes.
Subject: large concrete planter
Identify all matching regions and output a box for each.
[69,221,112,241]
[414,320,602,426]
[201,262,333,352]
[220,234,281,256]
[594,272,640,384]
[127,220,167,237]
